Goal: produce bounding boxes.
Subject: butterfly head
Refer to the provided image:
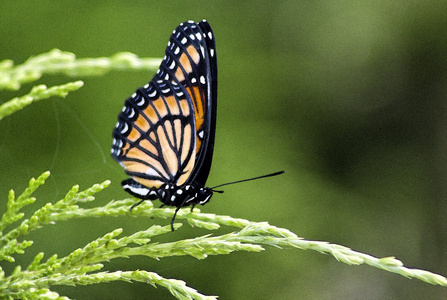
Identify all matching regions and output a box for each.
[193,187,224,205]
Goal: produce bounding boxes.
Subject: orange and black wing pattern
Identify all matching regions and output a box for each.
[156,20,217,186]
[112,79,197,190]
[111,20,217,200]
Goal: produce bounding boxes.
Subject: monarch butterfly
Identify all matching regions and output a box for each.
[111,20,284,230]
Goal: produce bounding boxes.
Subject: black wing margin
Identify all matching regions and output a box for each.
[157,20,217,187]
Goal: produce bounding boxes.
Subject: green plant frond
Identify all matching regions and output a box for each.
[0,174,110,264]
[0,171,50,237]
[36,270,217,300]
[0,49,162,91]
[1,171,447,299]
[15,288,70,300]
[67,200,447,287]
[0,81,83,121]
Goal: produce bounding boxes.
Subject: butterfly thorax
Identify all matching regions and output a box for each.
[121,178,213,207]
[158,183,213,207]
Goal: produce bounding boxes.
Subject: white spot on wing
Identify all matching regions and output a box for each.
[136,97,145,106]
[200,76,206,84]
[124,184,150,197]
[121,122,129,134]
[114,138,123,147]
[148,90,157,97]
[200,45,205,58]
[128,108,135,118]
[181,37,187,44]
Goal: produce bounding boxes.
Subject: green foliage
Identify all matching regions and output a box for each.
[1,172,446,299]
[0,49,446,299]
[0,82,83,121]
[0,48,162,121]
[0,172,218,300]
[0,49,162,91]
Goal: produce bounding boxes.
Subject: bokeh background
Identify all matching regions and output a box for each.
[1,1,446,299]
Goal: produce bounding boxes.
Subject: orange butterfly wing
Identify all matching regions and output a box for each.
[111,20,217,196]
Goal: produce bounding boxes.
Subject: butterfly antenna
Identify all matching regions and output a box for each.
[211,170,285,190]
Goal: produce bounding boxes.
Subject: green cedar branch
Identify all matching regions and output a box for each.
[0,49,162,91]
[0,82,83,121]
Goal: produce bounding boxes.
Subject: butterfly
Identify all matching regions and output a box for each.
[112,20,284,230]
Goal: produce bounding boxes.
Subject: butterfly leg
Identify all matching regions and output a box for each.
[170,197,193,231]
[130,199,146,211]
[171,206,183,231]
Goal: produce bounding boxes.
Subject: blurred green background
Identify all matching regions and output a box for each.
[1,0,446,299]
